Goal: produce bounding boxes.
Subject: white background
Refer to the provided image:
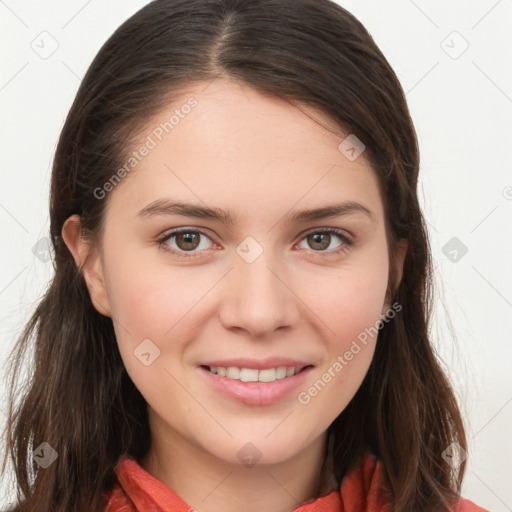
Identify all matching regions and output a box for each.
[1,1,511,510]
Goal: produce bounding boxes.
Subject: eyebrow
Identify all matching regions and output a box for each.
[136,198,375,226]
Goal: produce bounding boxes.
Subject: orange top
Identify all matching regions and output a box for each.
[103,453,489,512]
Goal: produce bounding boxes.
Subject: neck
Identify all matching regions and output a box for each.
[140,419,337,512]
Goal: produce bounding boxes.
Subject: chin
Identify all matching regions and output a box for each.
[205,431,315,468]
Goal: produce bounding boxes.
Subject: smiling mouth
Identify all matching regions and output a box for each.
[200,364,313,383]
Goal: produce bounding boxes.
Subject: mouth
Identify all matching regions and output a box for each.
[200,364,313,383]
[197,363,314,406]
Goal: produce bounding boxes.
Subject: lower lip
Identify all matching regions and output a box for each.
[198,366,313,406]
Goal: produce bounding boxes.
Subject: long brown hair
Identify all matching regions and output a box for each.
[1,1,468,511]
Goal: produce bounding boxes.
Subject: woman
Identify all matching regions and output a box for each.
[1,1,489,511]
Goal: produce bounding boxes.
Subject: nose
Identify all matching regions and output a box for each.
[218,250,301,339]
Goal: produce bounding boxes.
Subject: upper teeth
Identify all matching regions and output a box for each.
[209,366,299,382]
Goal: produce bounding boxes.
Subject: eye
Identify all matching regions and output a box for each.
[296,228,353,255]
[156,228,215,259]
[156,227,354,260]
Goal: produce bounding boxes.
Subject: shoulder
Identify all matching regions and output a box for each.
[452,497,490,512]
[345,453,490,512]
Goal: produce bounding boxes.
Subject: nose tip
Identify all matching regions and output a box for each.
[218,251,300,338]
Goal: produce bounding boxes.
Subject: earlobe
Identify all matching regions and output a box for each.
[61,215,112,318]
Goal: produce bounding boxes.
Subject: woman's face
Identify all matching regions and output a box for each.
[77,78,404,466]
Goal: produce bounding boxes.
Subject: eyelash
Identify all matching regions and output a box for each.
[156,227,354,260]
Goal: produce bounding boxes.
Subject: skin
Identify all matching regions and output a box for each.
[62,78,407,512]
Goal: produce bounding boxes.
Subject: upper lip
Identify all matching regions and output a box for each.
[199,357,314,371]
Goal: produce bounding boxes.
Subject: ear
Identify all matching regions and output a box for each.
[393,238,408,287]
[61,214,112,317]
[382,238,408,314]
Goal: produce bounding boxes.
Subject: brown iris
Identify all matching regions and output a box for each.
[175,232,201,251]
[307,233,331,251]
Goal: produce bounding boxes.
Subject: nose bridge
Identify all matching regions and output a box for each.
[219,235,300,336]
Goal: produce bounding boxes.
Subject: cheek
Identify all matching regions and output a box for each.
[304,271,385,396]
[102,248,222,400]
[302,246,390,352]
[294,246,389,415]
[103,240,211,339]
[327,270,388,348]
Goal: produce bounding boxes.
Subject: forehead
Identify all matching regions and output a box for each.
[105,78,384,227]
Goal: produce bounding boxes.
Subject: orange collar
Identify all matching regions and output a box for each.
[103,452,486,512]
